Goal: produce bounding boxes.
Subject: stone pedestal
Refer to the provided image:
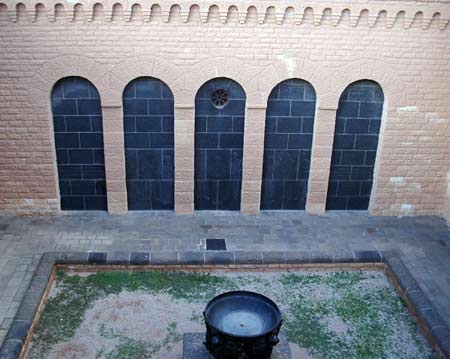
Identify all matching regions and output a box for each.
[183,332,291,359]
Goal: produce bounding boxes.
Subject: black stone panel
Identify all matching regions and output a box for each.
[326,80,384,210]
[51,77,107,210]
[261,79,316,210]
[123,77,174,210]
[195,78,245,210]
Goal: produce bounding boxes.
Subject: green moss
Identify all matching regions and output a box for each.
[28,269,435,359]
[96,320,182,358]
[189,310,203,323]
[280,270,367,289]
[336,293,387,358]
[276,271,434,359]
[29,270,236,357]
[104,337,160,359]
[162,321,182,351]
[284,298,347,358]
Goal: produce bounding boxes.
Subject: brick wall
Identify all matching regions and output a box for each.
[0,0,449,217]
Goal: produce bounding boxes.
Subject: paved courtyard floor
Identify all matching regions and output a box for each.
[0,211,449,348]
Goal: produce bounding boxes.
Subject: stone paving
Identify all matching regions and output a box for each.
[0,211,449,348]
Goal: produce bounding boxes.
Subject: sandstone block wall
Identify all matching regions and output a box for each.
[0,0,449,217]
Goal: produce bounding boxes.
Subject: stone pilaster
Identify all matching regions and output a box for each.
[174,105,195,214]
[102,105,127,214]
[241,106,266,214]
[306,107,337,214]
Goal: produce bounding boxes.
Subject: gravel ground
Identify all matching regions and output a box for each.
[25,269,436,359]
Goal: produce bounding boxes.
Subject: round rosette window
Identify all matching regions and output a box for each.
[211,89,229,109]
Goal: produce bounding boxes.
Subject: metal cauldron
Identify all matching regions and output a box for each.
[203,291,282,359]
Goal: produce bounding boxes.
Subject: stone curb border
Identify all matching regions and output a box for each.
[0,250,449,359]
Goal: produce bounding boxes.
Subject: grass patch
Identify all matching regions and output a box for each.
[26,269,436,359]
[28,270,237,357]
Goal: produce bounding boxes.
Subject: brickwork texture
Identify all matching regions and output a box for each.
[0,0,450,217]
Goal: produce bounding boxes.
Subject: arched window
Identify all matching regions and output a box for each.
[194,78,246,210]
[326,80,384,210]
[123,77,174,210]
[261,79,316,209]
[51,77,107,210]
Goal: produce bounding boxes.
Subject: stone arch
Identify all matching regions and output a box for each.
[28,55,110,107]
[26,56,110,212]
[261,57,400,110]
[226,5,239,24]
[73,3,85,21]
[188,57,265,105]
[122,77,175,210]
[51,76,107,210]
[282,6,295,24]
[326,80,384,210]
[34,3,47,21]
[111,3,123,21]
[15,3,27,21]
[302,7,314,25]
[264,6,276,24]
[207,4,220,23]
[325,59,401,213]
[327,58,402,108]
[130,3,143,22]
[261,78,317,210]
[258,57,329,107]
[109,56,186,105]
[150,4,162,22]
[245,6,258,24]
[194,77,246,210]
[187,4,200,23]
[92,2,104,21]
[168,4,181,23]
[53,3,65,21]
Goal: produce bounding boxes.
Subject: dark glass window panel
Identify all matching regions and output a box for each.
[123,77,174,210]
[195,78,246,210]
[261,79,316,210]
[51,77,107,211]
[326,80,383,210]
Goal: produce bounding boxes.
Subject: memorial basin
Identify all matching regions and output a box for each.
[204,291,282,358]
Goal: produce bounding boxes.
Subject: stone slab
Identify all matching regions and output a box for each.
[182,332,291,359]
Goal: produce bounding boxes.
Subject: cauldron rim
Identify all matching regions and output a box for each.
[204,290,282,339]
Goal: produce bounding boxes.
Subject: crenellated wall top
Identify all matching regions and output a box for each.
[0,0,449,29]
